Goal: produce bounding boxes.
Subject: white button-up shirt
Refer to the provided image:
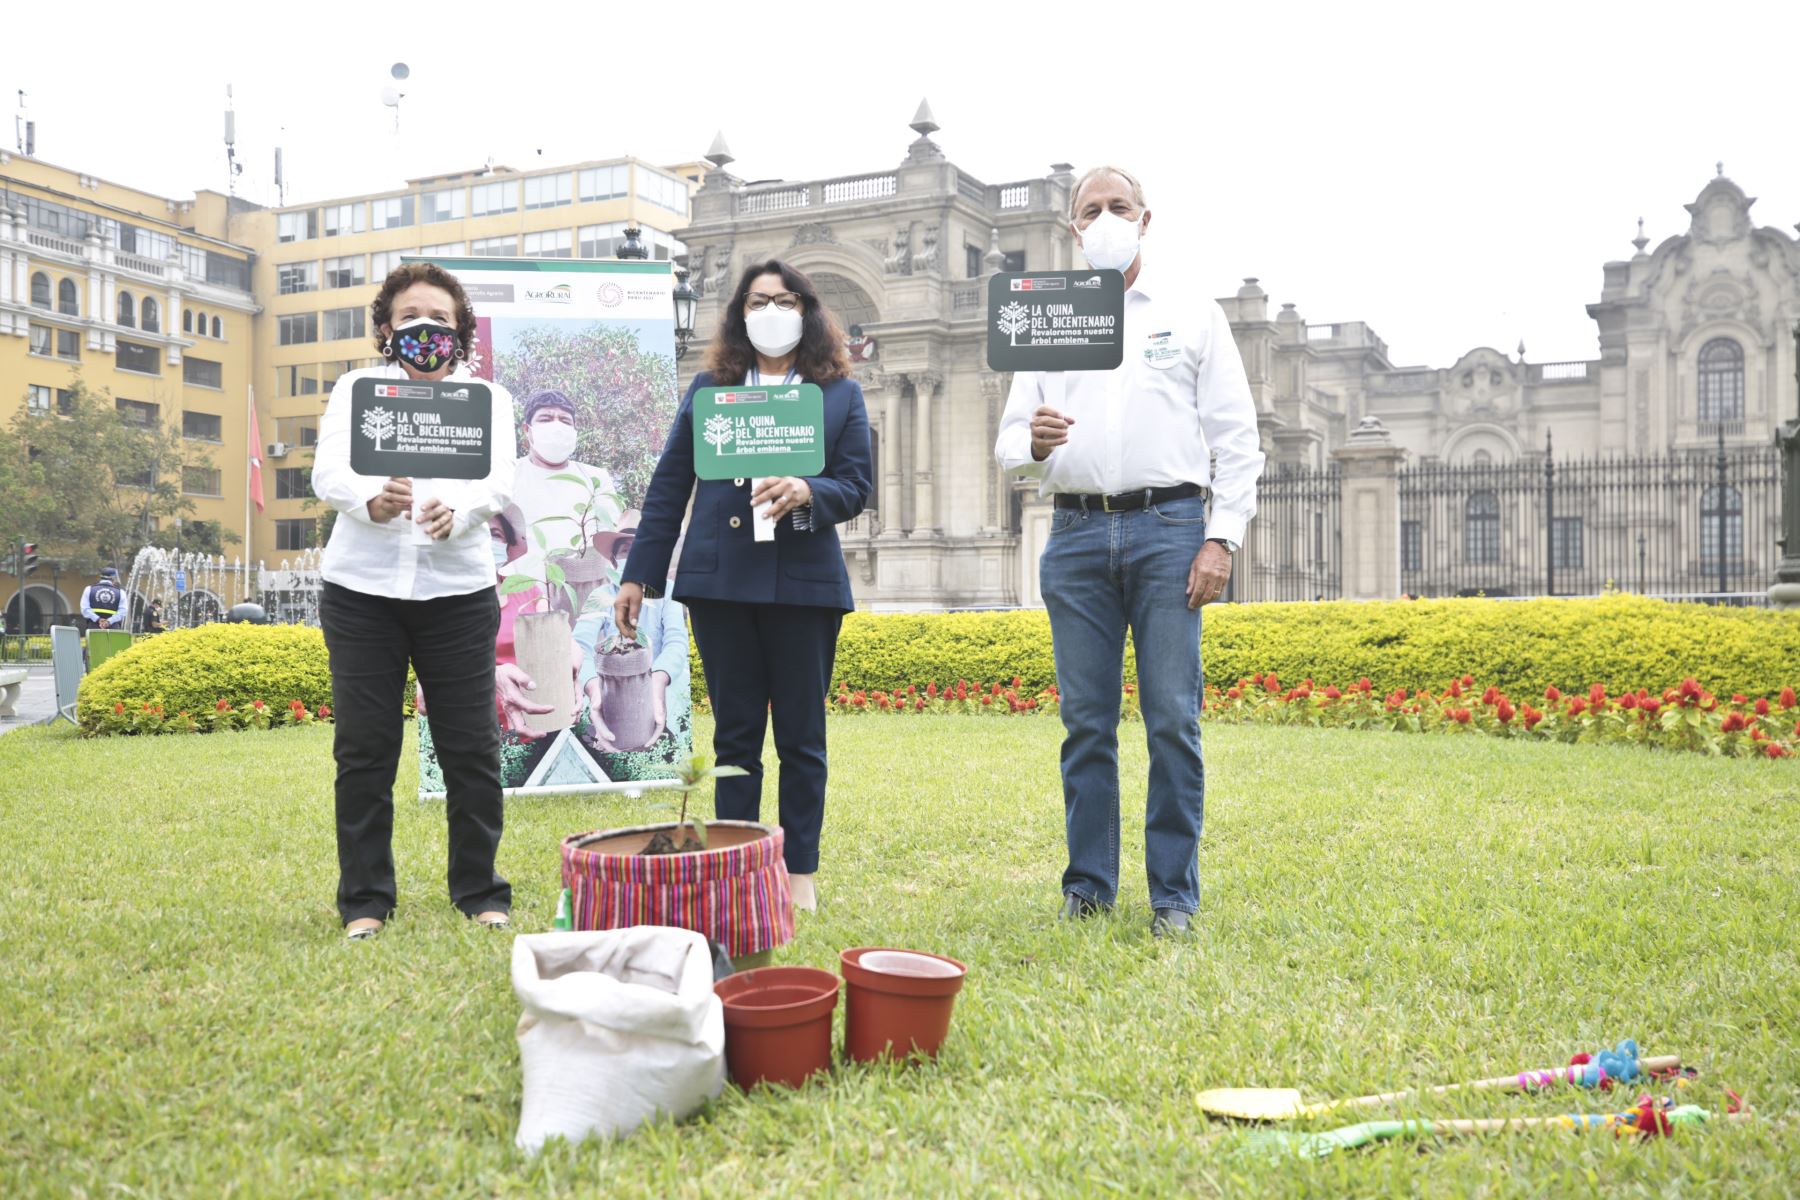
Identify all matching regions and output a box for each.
[994,260,1265,547]
[312,363,518,600]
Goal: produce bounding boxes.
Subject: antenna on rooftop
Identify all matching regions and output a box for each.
[224,85,243,198]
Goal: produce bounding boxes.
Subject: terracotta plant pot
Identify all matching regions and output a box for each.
[561,821,794,960]
[598,641,658,751]
[715,966,839,1089]
[839,947,968,1063]
[512,610,575,734]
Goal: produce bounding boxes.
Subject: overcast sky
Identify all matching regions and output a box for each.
[4,0,1793,366]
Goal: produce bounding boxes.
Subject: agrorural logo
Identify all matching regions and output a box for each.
[1073,275,1103,289]
[523,283,574,304]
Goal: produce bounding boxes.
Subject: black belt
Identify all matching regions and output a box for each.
[1053,482,1209,513]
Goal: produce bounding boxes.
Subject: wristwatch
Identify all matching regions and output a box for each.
[1208,537,1239,554]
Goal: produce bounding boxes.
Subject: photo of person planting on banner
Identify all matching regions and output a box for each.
[415,261,687,797]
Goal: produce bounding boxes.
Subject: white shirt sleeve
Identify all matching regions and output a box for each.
[1196,302,1265,547]
[449,384,518,539]
[995,371,1050,477]
[311,373,386,527]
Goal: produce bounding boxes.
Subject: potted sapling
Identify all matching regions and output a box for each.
[560,754,795,962]
[537,473,626,617]
[499,541,578,735]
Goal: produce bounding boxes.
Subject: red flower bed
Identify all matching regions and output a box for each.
[819,673,1800,762]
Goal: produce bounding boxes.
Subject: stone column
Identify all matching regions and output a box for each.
[85,229,104,348]
[911,370,942,536]
[879,377,905,539]
[1332,416,1407,601]
[980,375,1005,534]
[0,209,14,336]
[166,251,184,367]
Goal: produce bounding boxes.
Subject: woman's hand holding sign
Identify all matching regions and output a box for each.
[367,476,413,523]
[415,498,455,541]
[752,476,813,522]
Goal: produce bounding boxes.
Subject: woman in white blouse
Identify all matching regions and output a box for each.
[312,262,517,941]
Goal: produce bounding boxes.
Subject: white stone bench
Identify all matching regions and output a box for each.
[0,666,26,717]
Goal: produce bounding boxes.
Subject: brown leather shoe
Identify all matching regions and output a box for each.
[345,917,384,941]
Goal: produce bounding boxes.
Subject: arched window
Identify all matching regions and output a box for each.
[117,291,136,327]
[1697,338,1744,424]
[1471,449,1494,469]
[211,316,222,338]
[1464,491,1500,565]
[183,309,193,333]
[141,297,160,333]
[1700,484,1743,569]
[30,272,50,308]
[58,278,79,316]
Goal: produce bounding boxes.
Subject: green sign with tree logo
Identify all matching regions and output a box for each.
[690,384,826,480]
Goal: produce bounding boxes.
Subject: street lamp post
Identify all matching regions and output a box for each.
[672,267,698,360]
[615,225,648,261]
[1771,320,1800,608]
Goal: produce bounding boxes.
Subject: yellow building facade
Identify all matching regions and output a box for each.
[0,152,258,631]
[1,152,697,631]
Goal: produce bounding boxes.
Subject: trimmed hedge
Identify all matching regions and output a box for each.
[78,624,334,731]
[689,595,1800,704]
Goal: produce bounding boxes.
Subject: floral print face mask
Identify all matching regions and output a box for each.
[387,317,460,372]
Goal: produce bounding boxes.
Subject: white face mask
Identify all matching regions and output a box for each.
[745,307,804,358]
[1076,210,1143,272]
[491,540,510,571]
[530,419,578,463]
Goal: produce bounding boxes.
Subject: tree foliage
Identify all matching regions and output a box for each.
[0,376,215,572]
[491,324,678,505]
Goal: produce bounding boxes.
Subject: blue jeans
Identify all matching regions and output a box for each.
[1039,493,1208,913]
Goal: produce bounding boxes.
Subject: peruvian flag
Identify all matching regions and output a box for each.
[248,388,265,513]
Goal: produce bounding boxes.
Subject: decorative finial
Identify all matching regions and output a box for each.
[1716,160,1724,178]
[1517,339,1526,361]
[705,131,734,170]
[1632,217,1648,254]
[983,227,1005,274]
[910,98,939,137]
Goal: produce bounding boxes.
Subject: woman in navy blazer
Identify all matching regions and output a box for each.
[616,260,872,912]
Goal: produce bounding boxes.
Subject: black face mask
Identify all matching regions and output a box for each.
[387,319,460,372]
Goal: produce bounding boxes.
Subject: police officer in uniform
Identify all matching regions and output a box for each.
[79,568,128,632]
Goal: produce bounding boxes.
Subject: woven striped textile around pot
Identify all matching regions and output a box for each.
[560,821,795,958]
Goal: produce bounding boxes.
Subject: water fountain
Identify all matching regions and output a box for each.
[124,546,324,631]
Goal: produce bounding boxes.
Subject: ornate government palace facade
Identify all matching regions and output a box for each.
[678,109,1799,609]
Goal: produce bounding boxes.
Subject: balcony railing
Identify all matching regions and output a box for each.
[115,252,167,277]
[950,280,984,314]
[1530,360,1595,383]
[737,185,811,215]
[821,174,898,205]
[28,230,86,257]
[840,512,881,538]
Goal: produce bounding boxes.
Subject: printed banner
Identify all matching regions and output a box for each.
[409,257,690,799]
[691,383,826,480]
[349,378,493,480]
[986,269,1125,371]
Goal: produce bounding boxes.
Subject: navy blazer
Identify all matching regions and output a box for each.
[624,371,873,612]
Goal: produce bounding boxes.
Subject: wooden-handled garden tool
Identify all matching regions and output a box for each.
[1237,1101,1751,1161]
[1197,1039,1678,1121]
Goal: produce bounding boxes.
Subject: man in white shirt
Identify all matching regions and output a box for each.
[995,165,1265,937]
[511,389,623,591]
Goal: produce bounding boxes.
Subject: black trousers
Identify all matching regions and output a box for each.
[685,599,842,874]
[321,581,509,924]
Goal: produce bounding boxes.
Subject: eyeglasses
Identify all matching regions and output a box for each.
[744,291,802,313]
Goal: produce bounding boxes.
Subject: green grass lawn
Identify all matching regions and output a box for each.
[2,718,1795,1197]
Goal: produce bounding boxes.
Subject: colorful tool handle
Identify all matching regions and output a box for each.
[1333,1055,1680,1112]
[1431,1107,1748,1136]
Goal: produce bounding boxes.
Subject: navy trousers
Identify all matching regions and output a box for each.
[685,599,842,874]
